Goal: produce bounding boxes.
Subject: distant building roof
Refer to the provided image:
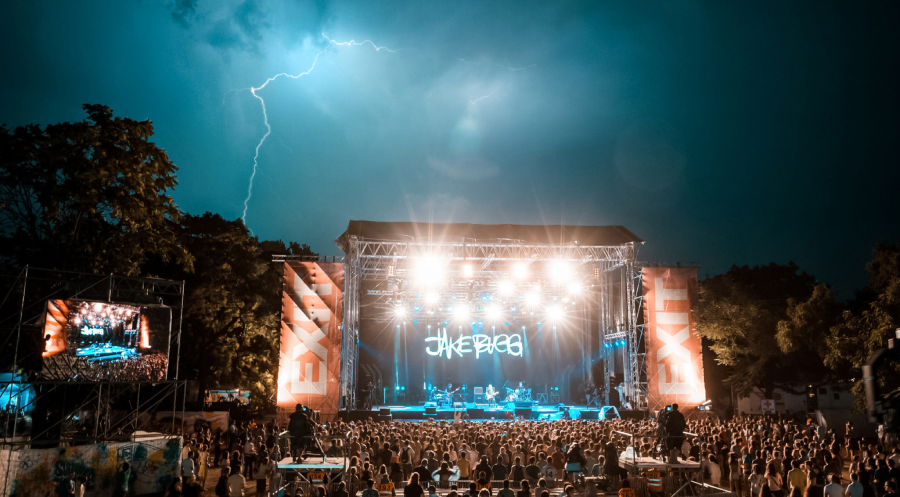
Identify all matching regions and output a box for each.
[335,221,641,252]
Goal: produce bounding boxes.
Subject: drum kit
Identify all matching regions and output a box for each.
[505,386,533,403]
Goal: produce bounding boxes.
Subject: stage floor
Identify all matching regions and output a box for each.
[278,456,345,471]
[344,403,627,421]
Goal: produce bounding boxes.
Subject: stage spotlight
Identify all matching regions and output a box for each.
[567,281,582,295]
[425,292,439,304]
[415,256,444,286]
[525,292,540,306]
[497,280,514,295]
[546,305,564,321]
[486,305,502,320]
[463,263,474,278]
[550,260,572,283]
[394,307,407,319]
[455,307,469,320]
[512,263,528,279]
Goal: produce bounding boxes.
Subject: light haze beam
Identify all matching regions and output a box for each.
[239,33,395,229]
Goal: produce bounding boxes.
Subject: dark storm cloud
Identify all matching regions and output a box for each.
[0,1,897,296]
[168,0,196,28]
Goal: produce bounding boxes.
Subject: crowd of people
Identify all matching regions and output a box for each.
[163,411,899,497]
[69,352,169,381]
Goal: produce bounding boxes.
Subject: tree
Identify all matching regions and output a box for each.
[173,214,319,411]
[823,242,900,409]
[173,213,280,409]
[0,104,192,276]
[696,262,818,397]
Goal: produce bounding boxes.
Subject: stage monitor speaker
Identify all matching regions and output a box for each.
[514,401,532,408]
[514,408,533,419]
[453,402,464,409]
[380,408,391,416]
[467,408,485,419]
[581,410,600,420]
[425,407,437,415]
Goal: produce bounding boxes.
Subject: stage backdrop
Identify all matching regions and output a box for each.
[277,262,344,422]
[641,267,706,412]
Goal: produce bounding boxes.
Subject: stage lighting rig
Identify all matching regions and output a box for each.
[546,305,565,321]
[550,260,573,283]
[513,263,528,279]
[486,304,502,320]
[415,256,445,287]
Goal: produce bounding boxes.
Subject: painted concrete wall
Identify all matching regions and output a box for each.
[3,435,181,497]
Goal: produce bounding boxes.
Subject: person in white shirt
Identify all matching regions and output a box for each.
[705,454,722,487]
[824,474,843,497]
[181,451,196,478]
[228,466,246,497]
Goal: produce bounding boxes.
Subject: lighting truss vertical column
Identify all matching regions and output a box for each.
[630,266,646,409]
[624,242,643,409]
[340,236,361,409]
[599,261,611,405]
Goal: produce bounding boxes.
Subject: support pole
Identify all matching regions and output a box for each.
[94,383,102,439]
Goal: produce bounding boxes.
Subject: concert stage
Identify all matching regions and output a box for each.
[340,403,646,422]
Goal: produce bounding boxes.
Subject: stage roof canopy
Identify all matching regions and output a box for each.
[335,221,641,252]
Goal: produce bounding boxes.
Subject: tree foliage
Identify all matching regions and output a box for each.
[822,242,900,407]
[697,262,821,396]
[0,104,191,275]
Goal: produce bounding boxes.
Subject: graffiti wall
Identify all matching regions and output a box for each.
[6,435,181,497]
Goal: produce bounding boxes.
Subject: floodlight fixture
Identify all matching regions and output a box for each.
[454,306,470,320]
[463,263,474,278]
[512,263,528,279]
[546,305,565,321]
[550,260,572,283]
[486,304,502,320]
[497,280,514,295]
[415,256,444,286]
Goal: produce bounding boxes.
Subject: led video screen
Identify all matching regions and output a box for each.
[41,300,170,381]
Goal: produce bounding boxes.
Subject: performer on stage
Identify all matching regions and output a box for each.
[485,384,498,406]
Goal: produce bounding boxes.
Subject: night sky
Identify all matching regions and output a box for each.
[2,1,897,297]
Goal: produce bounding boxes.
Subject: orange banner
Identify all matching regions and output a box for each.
[277,262,344,422]
[641,267,706,412]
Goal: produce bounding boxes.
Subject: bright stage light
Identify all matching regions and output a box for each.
[486,305,502,320]
[546,305,564,321]
[463,264,474,278]
[415,256,444,286]
[550,260,572,283]
[425,292,439,304]
[525,292,540,306]
[394,307,407,319]
[497,280,514,295]
[512,263,528,279]
[454,306,469,320]
[567,281,582,295]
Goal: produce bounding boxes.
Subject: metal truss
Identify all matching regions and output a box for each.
[627,265,646,409]
[353,240,635,281]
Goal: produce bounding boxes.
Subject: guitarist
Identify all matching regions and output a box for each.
[445,383,461,407]
[485,384,498,406]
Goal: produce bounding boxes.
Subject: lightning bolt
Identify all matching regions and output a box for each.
[238,33,395,229]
